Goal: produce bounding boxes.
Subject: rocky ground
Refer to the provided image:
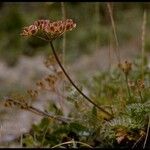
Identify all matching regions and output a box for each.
[0,44,149,147]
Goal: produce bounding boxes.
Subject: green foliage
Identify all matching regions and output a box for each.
[23,117,89,148]
[100,102,150,148]
[21,56,150,148]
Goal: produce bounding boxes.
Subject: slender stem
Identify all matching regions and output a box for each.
[132,135,143,149]
[95,2,100,51]
[5,98,72,123]
[141,10,147,80]
[49,41,113,119]
[61,2,66,65]
[125,74,131,100]
[108,36,112,72]
[20,134,23,147]
[42,120,50,145]
[143,115,150,149]
[107,3,121,64]
[29,106,73,123]
[61,2,66,113]
[28,106,73,123]
[138,90,143,102]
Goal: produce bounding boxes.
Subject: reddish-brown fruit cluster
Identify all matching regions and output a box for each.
[34,19,51,31]
[4,98,29,110]
[118,60,132,76]
[136,79,145,90]
[44,54,63,72]
[128,80,136,90]
[128,79,145,97]
[27,89,38,99]
[21,19,76,40]
[21,25,38,37]
[44,55,57,69]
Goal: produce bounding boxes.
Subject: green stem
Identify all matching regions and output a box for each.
[42,121,50,146]
[138,90,143,102]
[125,74,131,100]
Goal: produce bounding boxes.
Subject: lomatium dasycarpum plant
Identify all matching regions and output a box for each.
[21,58,150,148]
[2,18,150,148]
[20,19,113,120]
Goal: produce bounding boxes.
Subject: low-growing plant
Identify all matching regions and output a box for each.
[1,16,150,148]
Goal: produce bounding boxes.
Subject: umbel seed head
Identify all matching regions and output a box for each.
[21,25,38,37]
[21,19,76,40]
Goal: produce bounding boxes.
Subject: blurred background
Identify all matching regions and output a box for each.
[0,2,150,65]
[0,2,149,147]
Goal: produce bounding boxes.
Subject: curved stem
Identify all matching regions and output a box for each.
[49,41,113,119]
